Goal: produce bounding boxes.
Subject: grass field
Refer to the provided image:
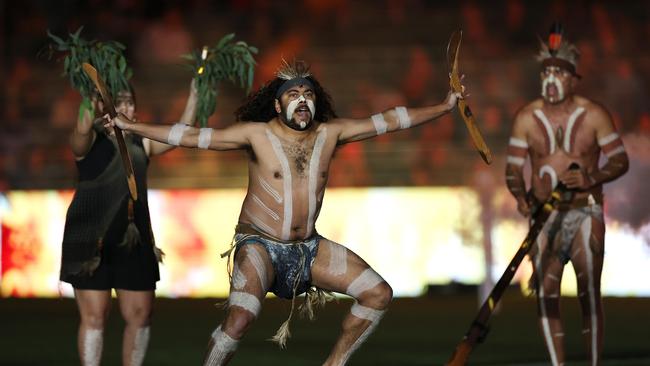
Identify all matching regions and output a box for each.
[1,290,648,365]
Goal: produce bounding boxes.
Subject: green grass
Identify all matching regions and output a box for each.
[1,291,648,365]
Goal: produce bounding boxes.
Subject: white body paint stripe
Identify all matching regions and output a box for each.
[307,128,327,236]
[598,132,619,146]
[395,106,411,129]
[244,208,278,237]
[340,303,385,365]
[507,156,526,166]
[328,241,348,276]
[347,269,384,298]
[83,328,103,366]
[535,217,560,366]
[539,164,559,190]
[371,113,388,135]
[229,291,261,316]
[246,245,269,290]
[251,194,280,221]
[509,137,528,148]
[130,326,150,366]
[198,128,213,149]
[351,302,385,322]
[580,217,598,364]
[206,326,239,365]
[168,123,190,146]
[266,129,293,240]
[605,145,626,158]
[258,177,282,203]
[231,263,247,290]
[563,107,585,152]
[534,109,556,153]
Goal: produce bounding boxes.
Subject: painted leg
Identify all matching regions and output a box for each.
[116,289,154,366]
[75,289,111,366]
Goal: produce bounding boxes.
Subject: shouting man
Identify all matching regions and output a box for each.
[107,60,465,365]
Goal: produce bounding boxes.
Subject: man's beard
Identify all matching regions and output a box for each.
[280,98,316,130]
[541,74,566,104]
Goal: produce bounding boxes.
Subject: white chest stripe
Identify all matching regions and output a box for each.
[395,106,411,129]
[258,177,282,203]
[371,113,388,135]
[266,129,293,240]
[244,208,278,237]
[307,128,327,236]
[251,194,280,221]
[539,164,559,190]
[563,107,585,152]
[598,132,619,147]
[533,109,556,154]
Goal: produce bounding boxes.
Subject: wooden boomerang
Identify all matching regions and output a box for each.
[82,63,138,201]
[445,179,576,366]
[447,30,493,165]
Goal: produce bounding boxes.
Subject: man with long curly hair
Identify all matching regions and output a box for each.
[107,60,465,365]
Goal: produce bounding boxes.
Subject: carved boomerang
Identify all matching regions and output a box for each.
[447,30,493,165]
[82,62,138,201]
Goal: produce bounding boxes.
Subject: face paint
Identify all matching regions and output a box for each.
[283,95,316,130]
[541,73,565,103]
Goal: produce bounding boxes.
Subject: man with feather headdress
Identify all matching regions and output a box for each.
[505,23,628,365]
[107,58,465,365]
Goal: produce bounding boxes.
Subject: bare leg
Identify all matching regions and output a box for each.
[116,289,154,366]
[571,214,605,366]
[203,243,274,365]
[533,232,566,366]
[75,289,111,366]
[311,239,393,366]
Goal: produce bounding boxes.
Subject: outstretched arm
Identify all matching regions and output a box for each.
[107,114,252,151]
[144,80,199,156]
[333,90,461,144]
[505,109,530,216]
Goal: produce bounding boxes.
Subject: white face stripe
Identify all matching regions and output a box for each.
[541,74,565,102]
[507,156,526,166]
[245,245,269,290]
[598,132,619,147]
[251,194,280,221]
[265,129,293,239]
[579,217,598,363]
[258,177,283,204]
[395,106,411,129]
[130,326,150,366]
[286,96,316,129]
[198,128,213,149]
[307,128,328,236]
[327,240,348,276]
[228,291,261,316]
[539,164,559,190]
[509,137,528,148]
[167,123,190,146]
[232,263,247,290]
[371,113,388,135]
[244,208,278,237]
[82,328,103,366]
[206,326,239,365]
[534,109,556,153]
[563,107,585,152]
[605,145,626,158]
[347,268,384,298]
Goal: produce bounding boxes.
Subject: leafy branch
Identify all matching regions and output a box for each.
[183,33,258,127]
[47,26,132,100]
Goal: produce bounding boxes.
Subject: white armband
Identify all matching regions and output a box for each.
[395,106,411,129]
[167,123,190,146]
[371,113,388,135]
[198,128,213,149]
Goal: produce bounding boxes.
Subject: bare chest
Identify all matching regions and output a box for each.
[528,107,596,157]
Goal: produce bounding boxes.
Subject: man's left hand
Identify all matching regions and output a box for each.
[559,168,592,190]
